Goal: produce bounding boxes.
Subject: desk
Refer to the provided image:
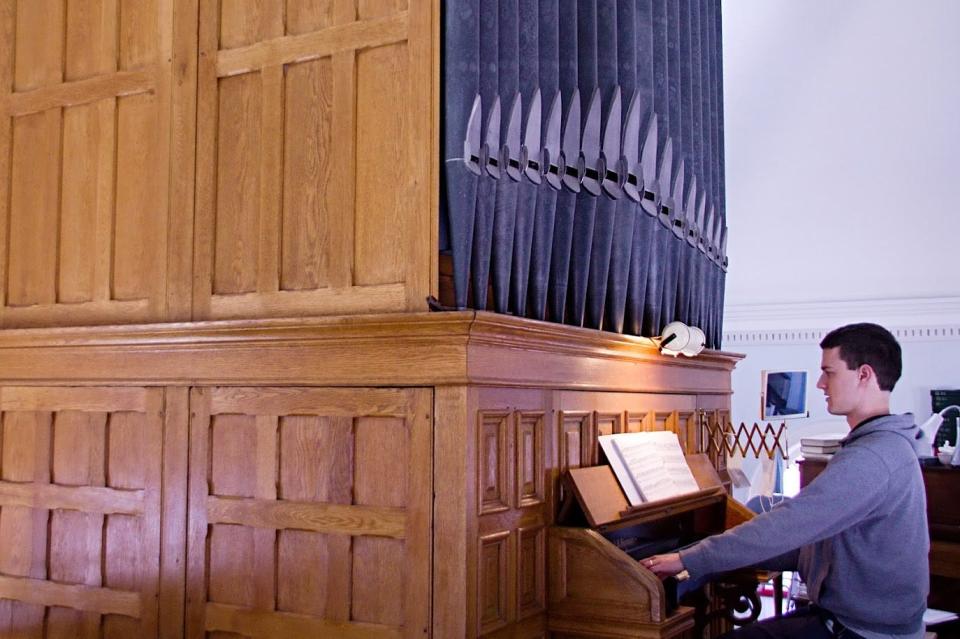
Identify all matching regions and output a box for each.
[799,459,960,615]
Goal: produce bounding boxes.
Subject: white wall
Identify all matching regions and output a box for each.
[720,0,960,416]
[719,1,960,493]
[721,0,960,305]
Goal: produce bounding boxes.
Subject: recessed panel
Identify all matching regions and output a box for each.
[479,412,510,514]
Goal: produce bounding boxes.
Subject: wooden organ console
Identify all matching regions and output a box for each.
[549,453,762,639]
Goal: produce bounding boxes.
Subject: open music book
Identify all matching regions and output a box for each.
[598,432,700,506]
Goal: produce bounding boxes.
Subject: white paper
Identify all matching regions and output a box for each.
[924,607,959,625]
[598,431,700,506]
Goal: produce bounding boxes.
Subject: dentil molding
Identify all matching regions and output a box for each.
[723,297,960,346]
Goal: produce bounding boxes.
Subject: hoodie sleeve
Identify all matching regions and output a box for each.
[679,446,889,579]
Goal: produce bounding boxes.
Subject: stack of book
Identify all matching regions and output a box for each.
[800,437,843,460]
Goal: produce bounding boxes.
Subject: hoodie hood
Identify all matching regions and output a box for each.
[843,413,917,447]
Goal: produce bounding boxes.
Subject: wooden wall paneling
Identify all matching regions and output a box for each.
[0,0,186,328]
[186,386,431,639]
[194,0,436,320]
[0,386,163,638]
[471,389,552,638]
[434,385,472,639]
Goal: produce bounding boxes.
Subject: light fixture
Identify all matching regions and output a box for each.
[656,321,705,357]
[916,405,960,465]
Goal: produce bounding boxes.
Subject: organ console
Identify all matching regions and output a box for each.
[549,453,767,638]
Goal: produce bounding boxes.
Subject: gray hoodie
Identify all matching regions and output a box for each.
[680,414,928,635]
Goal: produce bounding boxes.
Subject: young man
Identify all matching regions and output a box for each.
[642,323,928,639]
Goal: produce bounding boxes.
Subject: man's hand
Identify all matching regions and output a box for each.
[640,553,685,578]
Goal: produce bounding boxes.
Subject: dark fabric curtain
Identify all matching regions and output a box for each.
[441,0,728,348]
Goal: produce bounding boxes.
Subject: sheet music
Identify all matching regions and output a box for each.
[598,432,700,506]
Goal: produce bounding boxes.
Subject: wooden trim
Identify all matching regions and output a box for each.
[185,386,210,639]
[253,414,278,610]
[433,385,470,639]
[0,312,741,391]
[328,0,358,290]
[148,0,175,322]
[141,388,165,636]
[3,70,155,116]
[160,387,189,639]
[206,496,407,538]
[0,299,151,328]
[0,1,14,312]
[208,386,413,416]
[190,0,220,320]
[215,14,408,77]
[256,65,283,295]
[0,480,144,515]
[406,387,433,639]
[166,0,200,321]
[0,385,148,411]
[204,602,402,639]
[405,0,437,309]
[208,284,407,319]
[0,575,141,618]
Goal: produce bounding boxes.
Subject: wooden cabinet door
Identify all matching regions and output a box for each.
[0,0,196,327]
[186,386,432,639]
[0,386,164,637]
[192,0,436,321]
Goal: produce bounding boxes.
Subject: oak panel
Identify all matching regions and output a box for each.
[214,72,262,295]
[282,57,333,291]
[60,101,113,304]
[287,0,335,34]
[517,526,546,620]
[517,412,545,508]
[187,386,431,639]
[0,386,162,637]
[479,411,511,515]
[195,2,434,319]
[354,41,407,287]
[1,0,178,327]
[479,530,512,635]
[8,110,61,307]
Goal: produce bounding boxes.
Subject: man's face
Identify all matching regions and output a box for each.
[816,347,862,415]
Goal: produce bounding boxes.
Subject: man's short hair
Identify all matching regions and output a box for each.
[819,323,902,391]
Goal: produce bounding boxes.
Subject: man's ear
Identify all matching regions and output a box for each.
[858,364,877,386]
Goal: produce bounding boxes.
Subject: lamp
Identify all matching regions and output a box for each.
[915,405,960,464]
[656,322,706,358]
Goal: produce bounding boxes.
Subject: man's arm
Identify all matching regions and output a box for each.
[642,546,799,579]
[645,446,888,580]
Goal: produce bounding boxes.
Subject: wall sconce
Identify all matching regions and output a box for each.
[656,321,706,357]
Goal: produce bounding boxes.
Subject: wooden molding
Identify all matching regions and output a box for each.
[0,312,742,391]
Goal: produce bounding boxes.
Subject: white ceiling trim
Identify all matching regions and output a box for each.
[723,297,960,346]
